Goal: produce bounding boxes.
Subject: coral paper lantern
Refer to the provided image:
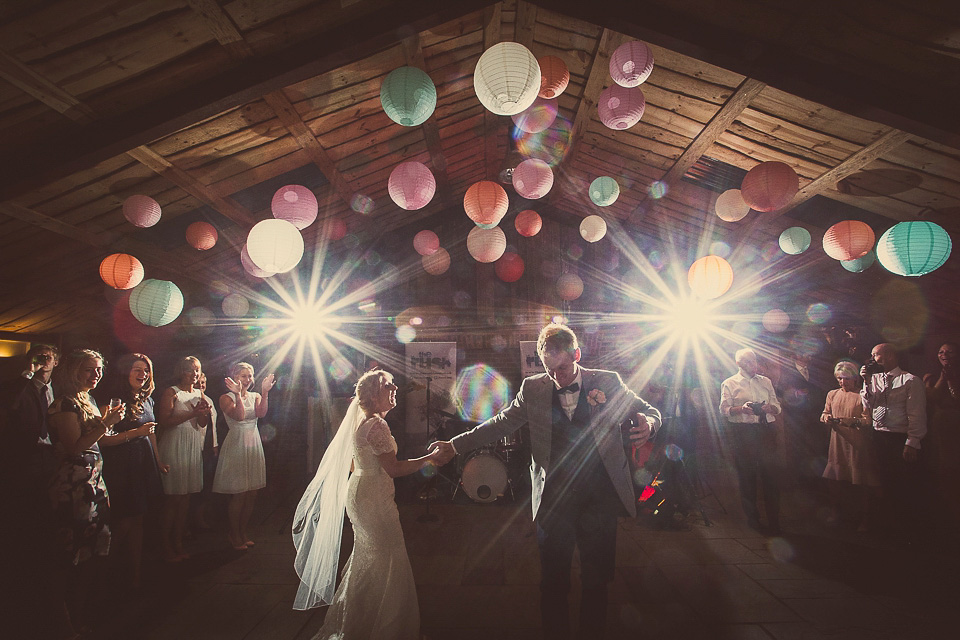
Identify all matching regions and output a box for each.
[464,181,509,227]
[467,226,507,263]
[100,253,144,290]
[413,230,440,256]
[389,161,436,210]
[598,84,645,130]
[609,40,654,87]
[589,176,620,206]
[222,293,250,318]
[515,209,542,237]
[422,247,450,275]
[876,221,952,276]
[688,256,734,299]
[240,244,276,278]
[762,309,791,333]
[495,252,525,282]
[779,226,811,255]
[129,279,184,327]
[580,215,607,243]
[185,221,218,250]
[246,219,304,273]
[841,250,876,273]
[474,42,541,116]
[271,185,318,229]
[380,66,437,126]
[715,189,750,222]
[122,195,162,228]
[512,158,554,199]
[511,97,558,134]
[323,218,348,242]
[556,273,584,301]
[538,55,570,99]
[822,220,875,261]
[740,161,799,212]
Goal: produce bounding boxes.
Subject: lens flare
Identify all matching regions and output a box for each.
[514,114,573,167]
[454,364,512,421]
[396,325,416,343]
[648,181,667,199]
[351,193,374,214]
[806,303,831,324]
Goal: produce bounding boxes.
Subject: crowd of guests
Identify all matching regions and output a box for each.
[1,346,275,640]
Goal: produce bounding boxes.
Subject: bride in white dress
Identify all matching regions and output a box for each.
[293,370,443,639]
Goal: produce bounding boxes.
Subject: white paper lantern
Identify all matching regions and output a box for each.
[580,215,607,243]
[474,42,541,116]
[556,273,584,301]
[715,189,750,222]
[512,158,554,199]
[388,161,436,210]
[246,219,304,273]
[422,247,450,275]
[609,40,654,87]
[222,293,250,317]
[271,185,318,229]
[466,226,507,263]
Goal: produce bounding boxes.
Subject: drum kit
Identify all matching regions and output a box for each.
[456,432,522,503]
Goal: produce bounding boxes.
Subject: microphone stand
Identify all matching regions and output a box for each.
[417,377,440,523]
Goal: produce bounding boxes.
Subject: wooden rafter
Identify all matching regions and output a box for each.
[0,49,95,124]
[482,3,503,181]
[514,1,538,50]
[186,0,255,60]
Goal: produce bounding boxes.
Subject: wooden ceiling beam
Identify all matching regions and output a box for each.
[514,1,538,50]
[0,49,96,124]
[186,0,255,60]
[482,3,503,181]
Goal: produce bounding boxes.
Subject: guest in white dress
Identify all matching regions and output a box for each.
[156,356,212,562]
[292,370,444,640]
[214,362,274,550]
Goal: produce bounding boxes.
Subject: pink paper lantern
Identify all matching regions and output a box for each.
[609,40,654,87]
[538,55,570,99]
[598,84,645,130]
[185,221,218,250]
[271,185,318,229]
[324,217,348,242]
[466,226,506,263]
[495,252,525,282]
[122,195,162,228]
[240,244,276,278]
[823,220,875,261]
[464,181,509,227]
[740,161,799,212]
[388,162,436,210]
[515,209,542,237]
[511,98,558,134]
[413,230,440,256]
[422,247,450,275]
[512,159,554,199]
[556,273,584,301]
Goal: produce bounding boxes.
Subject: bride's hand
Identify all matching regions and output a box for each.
[224,377,241,394]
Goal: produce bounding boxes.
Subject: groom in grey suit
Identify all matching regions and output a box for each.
[431,324,660,639]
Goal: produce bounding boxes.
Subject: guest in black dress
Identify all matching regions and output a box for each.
[95,353,166,589]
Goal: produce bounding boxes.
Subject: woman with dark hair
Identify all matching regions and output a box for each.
[95,353,165,588]
[924,342,960,532]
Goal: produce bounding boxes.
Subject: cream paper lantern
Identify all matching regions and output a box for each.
[474,42,541,116]
[466,226,507,263]
[715,189,750,222]
[246,219,304,273]
[579,215,607,243]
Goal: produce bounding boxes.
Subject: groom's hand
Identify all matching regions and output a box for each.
[628,413,653,446]
[429,440,457,465]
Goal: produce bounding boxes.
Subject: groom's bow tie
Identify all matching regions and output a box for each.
[554,382,580,395]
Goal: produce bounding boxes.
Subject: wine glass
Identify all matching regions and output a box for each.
[106,398,122,436]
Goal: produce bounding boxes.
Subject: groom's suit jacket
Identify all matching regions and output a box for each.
[451,366,661,520]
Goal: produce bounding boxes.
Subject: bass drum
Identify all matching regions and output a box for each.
[460,449,508,503]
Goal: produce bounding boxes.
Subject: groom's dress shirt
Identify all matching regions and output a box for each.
[719,372,780,424]
[860,367,926,449]
[554,371,582,420]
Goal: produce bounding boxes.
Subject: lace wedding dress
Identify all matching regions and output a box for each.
[312,415,420,639]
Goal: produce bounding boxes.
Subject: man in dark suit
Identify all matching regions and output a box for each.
[431,324,660,639]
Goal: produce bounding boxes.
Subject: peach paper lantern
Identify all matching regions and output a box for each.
[413,230,440,256]
[240,245,276,278]
[422,247,450,275]
[388,162,436,210]
[464,181,509,227]
[495,252,525,282]
[100,253,144,290]
[538,55,570,99]
[598,84,645,130]
[715,189,750,222]
[687,256,734,299]
[609,40,654,87]
[512,159,554,199]
[740,161,799,212]
[515,209,542,237]
[556,273,584,301]
[122,195,162,228]
[579,215,607,243]
[466,226,507,263]
[762,309,791,333]
[511,98,558,134]
[271,185,318,229]
[186,221,218,250]
[822,220,875,261]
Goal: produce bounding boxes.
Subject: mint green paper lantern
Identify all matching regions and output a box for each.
[778,226,811,255]
[380,67,436,126]
[841,249,876,273]
[589,176,620,206]
[876,221,952,276]
[129,279,184,327]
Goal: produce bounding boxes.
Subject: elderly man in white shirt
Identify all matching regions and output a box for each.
[719,348,783,534]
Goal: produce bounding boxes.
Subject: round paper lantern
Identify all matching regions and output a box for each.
[556,273,584,301]
[589,176,620,206]
[413,230,440,256]
[740,161,799,212]
[687,256,734,299]
[388,161,436,210]
[515,209,542,237]
[380,66,437,126]
[324,218,348,242]
[222,293,250,318]
[779,226,811,255]
[246,219,304,273]
[822,220,875,261]
[495,252,525,282]
[715,189,750,222]
[876,221,952,276]
[464,181,509,227]
[185,221,218,250]
[271,185,318,229]
[129,279,183,327]
[422,247,450,275]
[512,158,554,199]
[598,84,645,130]
[762,309,791,333]
[580,215,607,243]
[122,195,161,228]
[538,55,570,99]
[240,244,276,278]
[841,249,876,273]
[467,226,507,263]
[511,97,558,134]
[609,40,654,87]
[474,42,541,116]
[100,253,144,290]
